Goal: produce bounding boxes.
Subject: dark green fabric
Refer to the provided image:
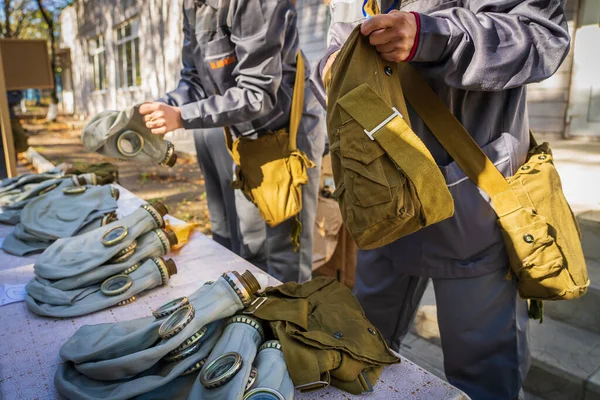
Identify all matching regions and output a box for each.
[68,162,119,185]
[253,277,399,394]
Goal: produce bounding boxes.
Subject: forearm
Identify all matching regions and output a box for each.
[177,84,277,129]
[412,0,570,91]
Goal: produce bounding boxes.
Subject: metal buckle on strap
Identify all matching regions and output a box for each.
[242,296,268,315]
[363,107,402,140]
[295,381,330,391]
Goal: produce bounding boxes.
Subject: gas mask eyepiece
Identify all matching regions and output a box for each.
[200,352,244,389]
[116,130,145,157]
[101,274,133,296]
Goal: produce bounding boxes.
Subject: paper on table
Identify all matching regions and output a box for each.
[0,283,27,306]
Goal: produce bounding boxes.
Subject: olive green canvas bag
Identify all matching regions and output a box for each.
[326,28,454,250]
[398,64,589,303]
[226,53,315,229]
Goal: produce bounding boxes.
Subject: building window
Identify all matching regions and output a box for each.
[89,36,107,91]
[115,19,141,89]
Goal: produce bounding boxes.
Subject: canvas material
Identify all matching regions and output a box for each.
[227,53,315,227]
[398,63,589,301]
[325,27,453,250]
[252,277,400,394]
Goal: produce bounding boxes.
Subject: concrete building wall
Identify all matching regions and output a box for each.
[296,0,330,67]
[60,0,184,117]
[527,0,580,137]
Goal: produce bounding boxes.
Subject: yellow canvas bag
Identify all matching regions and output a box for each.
[398,64,589,302]
[326,27,454,250]
[226,53,315,228]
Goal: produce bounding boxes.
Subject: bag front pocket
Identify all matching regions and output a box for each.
[498,212,577,300]
[338,119,392,208]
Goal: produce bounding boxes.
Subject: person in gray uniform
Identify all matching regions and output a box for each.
[311,0,570,398]
[140,0,326,283]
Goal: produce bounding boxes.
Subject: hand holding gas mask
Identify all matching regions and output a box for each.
[82,105,178,167]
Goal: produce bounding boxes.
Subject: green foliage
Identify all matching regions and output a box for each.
[0,0,72,39]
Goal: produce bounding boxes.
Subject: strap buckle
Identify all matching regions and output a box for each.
[363,107,402,140]
[242,296,268,315]
[361,371,375,394]
[295,380,330,392]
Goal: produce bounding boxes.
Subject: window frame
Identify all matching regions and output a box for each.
[88,35,107,92]
[114,18,141,90]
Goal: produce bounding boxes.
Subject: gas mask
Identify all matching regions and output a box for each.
[244,340,295,400]
[47,228,175,291]
[0,173,98,225]
[0,171,64,204]
[25,256,177,318]
[55,320,223,400]
[82,105,177,167]
[2,181,119,256]
[56,270,262,385]
[191,315,264,399]
[33,202,172,280]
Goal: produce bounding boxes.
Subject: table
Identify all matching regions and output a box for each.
[0,186,469,400]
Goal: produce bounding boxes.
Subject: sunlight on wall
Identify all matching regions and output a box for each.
[571,24,600,91]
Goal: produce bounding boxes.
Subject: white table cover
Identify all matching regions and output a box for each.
[0,186,469,400]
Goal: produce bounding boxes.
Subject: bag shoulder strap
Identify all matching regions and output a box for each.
[398,64,510,198]
[288,51,305,152]
[225,51,304,153]
[224,51,304,157]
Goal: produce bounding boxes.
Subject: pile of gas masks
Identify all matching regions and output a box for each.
[2,177,120,256]
[55,270,295,400]
[25,202,180,318]
[0,170,64,207]
[82,105,178,167]
[0,172,99,225]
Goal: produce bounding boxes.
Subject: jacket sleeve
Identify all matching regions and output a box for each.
[412,0,570,91]
[310,21,354,108]
[178,0,291,130]
[158,7,206,106]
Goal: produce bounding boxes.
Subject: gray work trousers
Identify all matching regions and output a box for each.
[354,249,530,400]
[192,128,248,254]
[192,128,321,283]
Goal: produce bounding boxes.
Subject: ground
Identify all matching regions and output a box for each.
[17,115,213,235]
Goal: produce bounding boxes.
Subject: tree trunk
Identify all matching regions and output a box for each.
[35,0,59,121]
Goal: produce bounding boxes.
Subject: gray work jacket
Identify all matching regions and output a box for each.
[311,0,570,278]
[160,0,324,162]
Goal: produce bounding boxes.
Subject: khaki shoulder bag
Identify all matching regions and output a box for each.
[326,28,454,250]
[226,53,315,231]
[398,64,589,304]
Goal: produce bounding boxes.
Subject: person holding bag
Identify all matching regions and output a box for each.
[311,0,573,398]
[139,0,325,284]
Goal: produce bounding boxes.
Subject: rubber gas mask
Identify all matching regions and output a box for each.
[82,105,177,167]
